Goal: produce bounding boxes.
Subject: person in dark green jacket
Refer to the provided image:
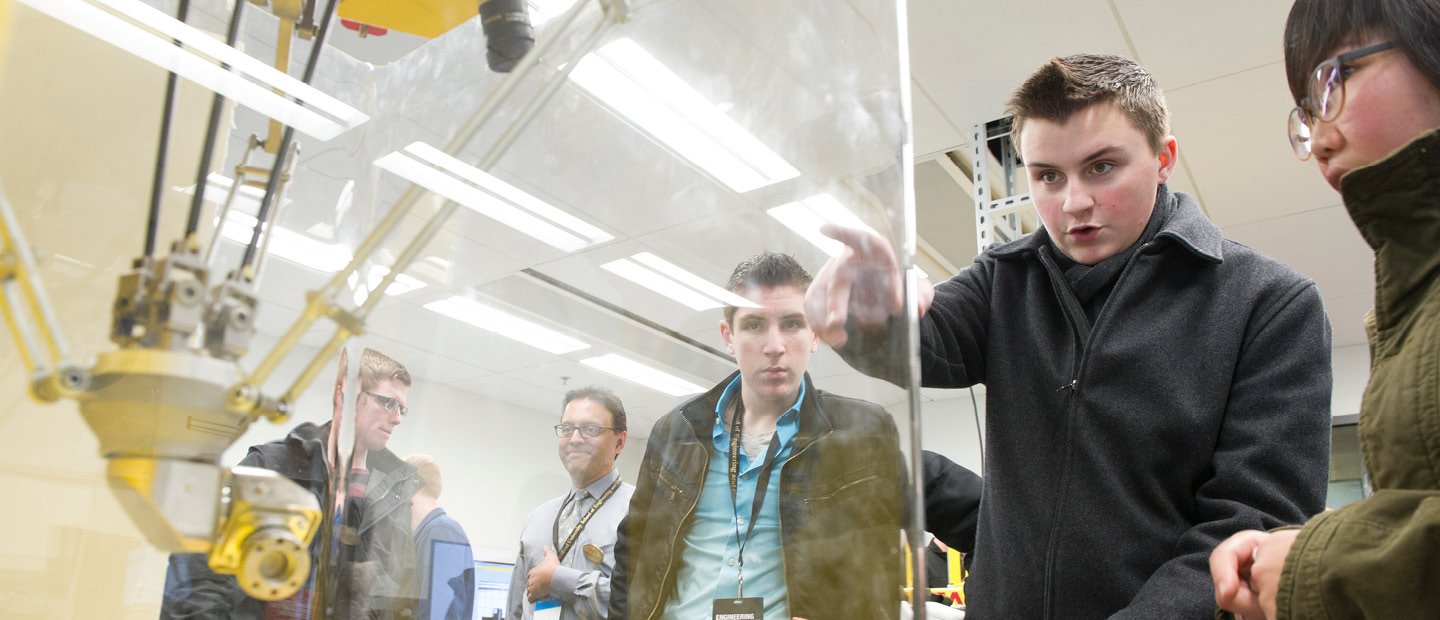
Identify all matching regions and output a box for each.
[1209,1,1440,618]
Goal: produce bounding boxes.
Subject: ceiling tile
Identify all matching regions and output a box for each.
[1165,63,1339,228]
[908,0,1130,133]
[1113,0,1291,88]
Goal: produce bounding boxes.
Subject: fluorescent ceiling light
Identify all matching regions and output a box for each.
[601,259,716,311]
[175,173,290,214]
[368,266,425,296]
[580,353,706,397]
[22,0,368,141]
[569,38,800,193]
[374,142,613,252]
[348,266,427,305]
[527,0,573,26]
[766,193,877,257]
[218,212,352,273]
[601,252,757,311]
[424,296,590,354]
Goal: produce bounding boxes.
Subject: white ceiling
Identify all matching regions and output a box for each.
[2,0,1373,438]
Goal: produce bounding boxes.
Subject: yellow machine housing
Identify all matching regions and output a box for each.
[337,0,478,38]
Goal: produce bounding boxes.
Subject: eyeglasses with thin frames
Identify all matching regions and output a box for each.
[363,390,409,417]
[554,423,617,439]
[1288,41,1396,160]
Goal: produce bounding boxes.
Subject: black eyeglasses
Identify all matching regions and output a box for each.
[1288,41,1396,160]
[554,423,617,439]
[363,391,409,417]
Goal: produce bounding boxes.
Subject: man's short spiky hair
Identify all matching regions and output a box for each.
[359,347,412,392]
[1006,53,1171,153]
[723,251,811,325]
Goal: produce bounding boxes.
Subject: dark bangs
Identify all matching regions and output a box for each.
[1284,0,1440,104]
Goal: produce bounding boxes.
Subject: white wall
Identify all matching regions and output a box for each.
[1330,344,1370,419]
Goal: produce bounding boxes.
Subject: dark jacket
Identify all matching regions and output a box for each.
[1274,129,1440,619]
[843,187,1333,619]
[160,421,423,619]
[608,372,905,620]
[922,450,982,558]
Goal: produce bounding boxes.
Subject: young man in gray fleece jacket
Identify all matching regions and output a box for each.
[805,53,1332,619]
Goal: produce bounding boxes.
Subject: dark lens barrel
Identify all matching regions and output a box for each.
[479,0,534,73]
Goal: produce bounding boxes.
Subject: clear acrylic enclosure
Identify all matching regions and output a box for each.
[0,0,931,617]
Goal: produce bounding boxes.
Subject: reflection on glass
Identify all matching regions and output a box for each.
[611,253,905,620]
[569,38,801,193]
[0,0,915,617]
[374,142,613,252]
[767,193,879,257]
[21,0,369,140]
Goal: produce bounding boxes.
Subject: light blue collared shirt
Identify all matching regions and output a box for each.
[661,376,805,620]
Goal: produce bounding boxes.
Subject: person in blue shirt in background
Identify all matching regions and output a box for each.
[407,454,475,620]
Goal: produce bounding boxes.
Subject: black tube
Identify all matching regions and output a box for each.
[479,0,535,73]
[185,0,247,238]
[144,0,191,257]
[239,0,342,272]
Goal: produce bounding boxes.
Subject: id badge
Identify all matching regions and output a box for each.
[712,597,764,620]
[534,597,562,620]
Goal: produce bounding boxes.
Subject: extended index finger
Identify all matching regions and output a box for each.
[820,224,897,267]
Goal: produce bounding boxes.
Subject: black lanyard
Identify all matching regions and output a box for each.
[727,399,782,597]
[551,475,623,561]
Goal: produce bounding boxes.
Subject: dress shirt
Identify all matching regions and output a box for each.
[508,468,635,620]
[662,376,804,620]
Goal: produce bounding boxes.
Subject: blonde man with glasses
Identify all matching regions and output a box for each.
[508,386,635,620]
[161,348,424,619]
[805,55,1333,618]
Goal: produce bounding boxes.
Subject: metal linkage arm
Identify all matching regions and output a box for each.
[0,183,87,402]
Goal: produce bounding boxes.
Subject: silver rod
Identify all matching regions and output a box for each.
[249,140,302,288]
[0,183,73,362]
[203,136,261,270]
[0,279,46,376]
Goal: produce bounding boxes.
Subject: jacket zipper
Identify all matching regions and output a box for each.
[777,429,830,618]
[1035,244,1149,618]
[645,427,709,620]
[1036,255,1079,620]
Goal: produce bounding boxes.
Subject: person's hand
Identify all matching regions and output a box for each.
[526,545,560,602]
[805,225,931,347]
[1210,529,1300,620]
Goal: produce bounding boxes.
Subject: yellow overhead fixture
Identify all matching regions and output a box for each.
[337,0,478,38]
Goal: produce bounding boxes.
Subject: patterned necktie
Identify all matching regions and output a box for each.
[559,489,589,544]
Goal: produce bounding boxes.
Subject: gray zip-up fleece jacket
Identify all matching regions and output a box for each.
[841,186,1332,619]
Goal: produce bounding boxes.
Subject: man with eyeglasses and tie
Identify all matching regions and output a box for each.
[508,386,635,620]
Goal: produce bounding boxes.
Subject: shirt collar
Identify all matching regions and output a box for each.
[712,374,805,438]
[578,467,620,497]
